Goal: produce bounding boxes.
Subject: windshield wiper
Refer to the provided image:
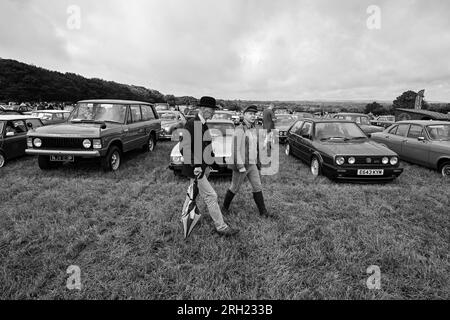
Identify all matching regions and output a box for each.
[349,137,367,140]
[70,119,106,125]
[320,137,350,141]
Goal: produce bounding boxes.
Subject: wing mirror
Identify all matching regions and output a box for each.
[418,136,426,142]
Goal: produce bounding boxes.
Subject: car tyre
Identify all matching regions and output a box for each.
[0,151,6,168]
[38,155,59,170]
[143,133,156,152]
[439,161,450,177]
[102,146,122,172]
[310,156,321,177]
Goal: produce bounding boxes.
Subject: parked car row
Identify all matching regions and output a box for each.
[2,101,449,180]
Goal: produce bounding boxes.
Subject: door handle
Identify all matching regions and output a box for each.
[124,129,129,133]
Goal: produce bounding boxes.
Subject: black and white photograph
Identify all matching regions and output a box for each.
[0,0,449,305]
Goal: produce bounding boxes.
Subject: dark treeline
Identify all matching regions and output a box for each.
[0,58,188,104]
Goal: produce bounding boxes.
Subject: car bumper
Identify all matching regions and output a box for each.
[323,164,404,183]
[159,132,173,139]
[26,149,102,158]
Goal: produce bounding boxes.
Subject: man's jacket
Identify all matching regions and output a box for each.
[229,122,261,171]
[263,109,275,130]
[180,115,213,179]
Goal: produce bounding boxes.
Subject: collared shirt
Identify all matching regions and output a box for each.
[198,112,206,125]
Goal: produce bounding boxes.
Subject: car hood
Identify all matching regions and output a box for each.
[28,122,118,137]
[171,135,233,158]
[318,140,397,156]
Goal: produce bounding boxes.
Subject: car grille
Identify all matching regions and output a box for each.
[40,137,86,150]
[353,156,387,165]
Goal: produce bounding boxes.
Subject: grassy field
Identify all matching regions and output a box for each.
[0,140,449,300]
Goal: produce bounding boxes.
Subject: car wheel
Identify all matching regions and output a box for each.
[0,152,6,168]
[310,156,321,177]
[143,134,156,152]
[439,161,450,177]
[38,155,58,170]
[285,143,291,156]
[102,146,121,172]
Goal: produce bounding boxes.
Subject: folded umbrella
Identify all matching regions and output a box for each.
[181,177,201,238]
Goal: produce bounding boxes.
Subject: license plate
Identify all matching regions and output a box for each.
[357,169,384,176]
[50,155,74,162]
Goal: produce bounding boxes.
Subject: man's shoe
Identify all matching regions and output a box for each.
[216,226,239,237]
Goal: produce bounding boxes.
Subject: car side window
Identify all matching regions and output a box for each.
[395,124,409,137]
[126,107,132,124]
[388,125,398,135]
[141,105,155,121]
[130,105,142,123]
[299,122,312,138]
[289,121,303,134]
[407,125,424,139]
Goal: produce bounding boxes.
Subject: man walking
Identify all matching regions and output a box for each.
[222,105,274,218]
[180,96,239,237]
[262,104,276,149]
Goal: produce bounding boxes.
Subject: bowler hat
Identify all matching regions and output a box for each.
[243,105,258,114]
[197,96,218,109]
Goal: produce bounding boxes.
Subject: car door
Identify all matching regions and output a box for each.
[401,124,430,165]
[127,105,146,150]
[122,106,137,152]
[3,120,28,159]
[287,121,303,157]
[297,121,313,161]
[141,104,160,139]
[387,124,409,155]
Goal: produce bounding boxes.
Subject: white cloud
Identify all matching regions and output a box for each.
[1,0,449,102]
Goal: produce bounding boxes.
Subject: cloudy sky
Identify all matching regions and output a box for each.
[1,0,450,101]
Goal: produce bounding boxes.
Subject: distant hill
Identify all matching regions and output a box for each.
[0,58,168,103]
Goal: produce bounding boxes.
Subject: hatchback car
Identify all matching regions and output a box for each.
[0,115,43,168]
[285,119,403,182]
[371,121,450,177]
[275,114,296,144]
[26,100,161,171]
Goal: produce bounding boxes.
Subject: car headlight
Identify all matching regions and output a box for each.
[93,139,102,149]
[82,139,92,149]
[27,137,33,148]
[164,127,170,133]
[171,156,184,163]
[336,156,345,166]
[348,157,356,165]
[382,157,389,165]
[33,138,42,148]
[390,157,398,165]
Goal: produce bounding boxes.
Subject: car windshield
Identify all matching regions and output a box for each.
[316,122,367,140]
[212,113,233,120]
[31,112,54,120]
[69,103,127,123]
[158,112,177,120]
[426,125,450,141]
[207,123,235,136]
[342,115,371,125]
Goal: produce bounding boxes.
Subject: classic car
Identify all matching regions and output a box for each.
[285,119,403,182]
[157,110,187,140]
[169,119,235,176]
[184,109,199,121]
[212,110,235,122]
[31,110,71,125]
[293,112,314,120]
[370,115,396,129]
[0,115,44,168]
[332,113,384,136]
[274,114,296,144]
[371,121,450,177]
[26,99,161,171]
[155,103,170,111]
